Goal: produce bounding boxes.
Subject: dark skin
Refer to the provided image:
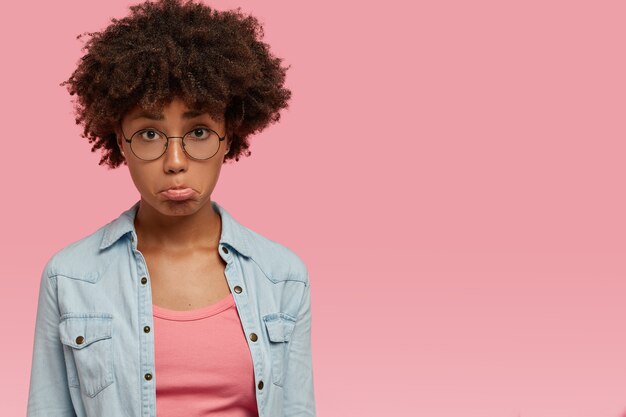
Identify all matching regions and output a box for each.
[136,223,231,311]
[115,97,233,310]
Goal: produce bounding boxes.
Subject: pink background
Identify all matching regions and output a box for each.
[2,0,625,416]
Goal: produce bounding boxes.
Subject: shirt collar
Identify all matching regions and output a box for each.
[99,199,253,258]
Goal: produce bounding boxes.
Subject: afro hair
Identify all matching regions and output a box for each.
[60,0,292,168]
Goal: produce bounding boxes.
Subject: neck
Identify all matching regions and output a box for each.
[133,198,221,251]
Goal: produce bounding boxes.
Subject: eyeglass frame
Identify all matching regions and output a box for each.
[118,121,227,161]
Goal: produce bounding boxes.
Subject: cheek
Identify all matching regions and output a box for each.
[206,160,224,181]
[189,161,223,189]
[127,164,154,192]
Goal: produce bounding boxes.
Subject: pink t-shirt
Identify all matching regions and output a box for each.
[152,293,259,417]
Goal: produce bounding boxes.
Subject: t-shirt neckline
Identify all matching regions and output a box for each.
[152,292,235,321]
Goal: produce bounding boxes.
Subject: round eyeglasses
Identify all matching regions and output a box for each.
[119,122,227,161]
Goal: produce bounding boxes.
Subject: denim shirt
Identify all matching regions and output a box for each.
[27,200,316,417]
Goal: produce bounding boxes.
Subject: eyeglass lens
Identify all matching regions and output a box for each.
[130,128,221,160]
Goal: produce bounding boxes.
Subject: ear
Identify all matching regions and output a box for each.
[115,128,126,157]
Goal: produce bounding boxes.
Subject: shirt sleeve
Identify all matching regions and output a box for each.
[283,272,317,416]
[27,260,77,417]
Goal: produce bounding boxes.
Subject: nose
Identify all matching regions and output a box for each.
[163,137,188,174]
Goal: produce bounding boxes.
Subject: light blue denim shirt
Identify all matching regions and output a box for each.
[27,200,316,417]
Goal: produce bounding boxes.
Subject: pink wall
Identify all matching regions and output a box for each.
[2,0,625,416]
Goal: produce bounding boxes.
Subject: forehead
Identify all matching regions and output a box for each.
[127,108,207,121]
[124,99,222,123]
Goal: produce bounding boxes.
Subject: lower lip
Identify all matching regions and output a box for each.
[160,188,196,201]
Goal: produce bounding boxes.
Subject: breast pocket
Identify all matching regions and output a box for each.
[262,312,296,387]
[59,313,114,397]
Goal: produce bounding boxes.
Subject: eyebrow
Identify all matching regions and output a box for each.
[130,109,207,121]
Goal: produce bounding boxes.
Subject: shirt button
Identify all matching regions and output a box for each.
[249,333,258,342]
[222,246,229,254]
[141,276,147,285]
[143,326,150,333]
[75,336,85,345]
[234,286,242,294]
[144,373,152,381]
[257,380,264,390]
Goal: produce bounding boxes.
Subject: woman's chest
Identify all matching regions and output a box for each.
[141,247,232,310]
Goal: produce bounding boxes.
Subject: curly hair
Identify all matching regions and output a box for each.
[60,0,291,168]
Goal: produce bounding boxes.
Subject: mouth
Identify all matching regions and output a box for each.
[160,187,196,201]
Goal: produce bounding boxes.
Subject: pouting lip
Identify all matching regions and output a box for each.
[160,184,191,192]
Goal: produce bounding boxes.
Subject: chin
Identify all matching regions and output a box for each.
[160,199,202,215]
[143,196,201,217]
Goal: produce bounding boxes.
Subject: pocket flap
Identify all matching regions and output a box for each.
[263,313,296,342]
[59,315,113,349]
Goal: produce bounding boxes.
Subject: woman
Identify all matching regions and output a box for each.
[26,0,316,416]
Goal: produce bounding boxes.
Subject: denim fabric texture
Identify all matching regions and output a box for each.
[27,200,316,417]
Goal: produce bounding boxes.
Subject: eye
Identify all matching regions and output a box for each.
[188,127,211,140]
[138,129,162,141]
